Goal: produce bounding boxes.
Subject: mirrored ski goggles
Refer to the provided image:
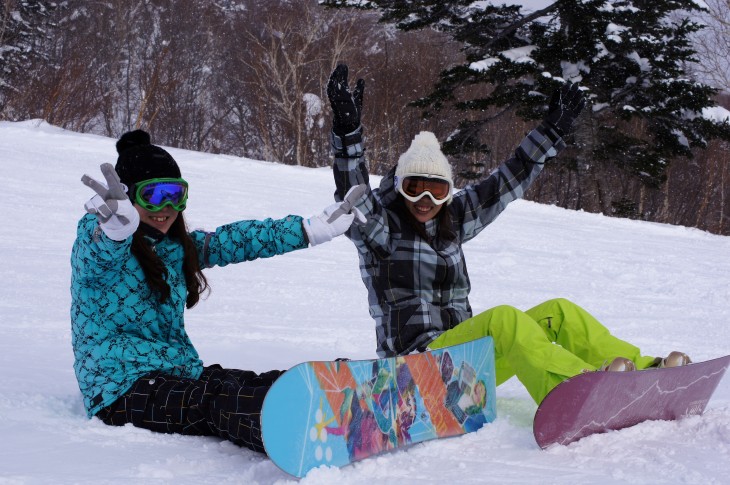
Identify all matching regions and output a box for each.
[396,174,452,205]
[133,178,189,212]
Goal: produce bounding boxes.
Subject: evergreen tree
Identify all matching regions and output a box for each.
[322,0,730,186]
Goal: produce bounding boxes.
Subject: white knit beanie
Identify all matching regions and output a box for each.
[396,131,453,185]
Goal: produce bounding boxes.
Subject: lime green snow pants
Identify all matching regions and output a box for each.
[428,298,658,404]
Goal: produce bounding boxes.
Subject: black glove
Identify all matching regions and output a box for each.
[327,64,364,136]
[544,82,586,137]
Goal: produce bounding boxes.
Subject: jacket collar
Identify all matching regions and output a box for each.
[139,222,167,244]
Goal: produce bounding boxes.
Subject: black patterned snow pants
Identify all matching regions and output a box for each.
[96,365,283,453]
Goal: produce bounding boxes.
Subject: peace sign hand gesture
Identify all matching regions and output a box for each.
[81,163,140,241]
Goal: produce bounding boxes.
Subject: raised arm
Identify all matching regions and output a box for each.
[328,63,368,202]
[452,82,586,242]
[328,64,400,257]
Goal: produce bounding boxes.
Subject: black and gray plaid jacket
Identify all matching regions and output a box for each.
[333,123,566,357]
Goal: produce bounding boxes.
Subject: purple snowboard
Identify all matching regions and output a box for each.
[533,354,730,449]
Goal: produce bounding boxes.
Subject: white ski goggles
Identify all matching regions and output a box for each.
[396,173,453,205]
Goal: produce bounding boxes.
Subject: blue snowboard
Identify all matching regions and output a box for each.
[261,337,496,478]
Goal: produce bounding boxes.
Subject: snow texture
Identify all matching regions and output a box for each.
[0,120,729,484]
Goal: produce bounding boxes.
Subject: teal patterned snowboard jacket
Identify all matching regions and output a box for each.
[70,213,307,418]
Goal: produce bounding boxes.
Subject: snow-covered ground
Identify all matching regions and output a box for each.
[1,120,728,484]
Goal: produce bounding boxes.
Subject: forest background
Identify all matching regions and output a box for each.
[2,0,729,235]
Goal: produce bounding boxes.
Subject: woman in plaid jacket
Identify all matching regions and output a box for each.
[326,64,689,404]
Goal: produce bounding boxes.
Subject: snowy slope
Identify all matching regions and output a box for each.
[0,120,728,484]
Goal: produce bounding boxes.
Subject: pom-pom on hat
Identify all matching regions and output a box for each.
[114,130,181,190]
[395,131,453,187]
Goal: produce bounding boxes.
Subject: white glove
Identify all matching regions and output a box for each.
[81,163,140,241]
[303,185,368,246]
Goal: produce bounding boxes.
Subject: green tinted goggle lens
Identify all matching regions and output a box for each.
[134,178,188,212]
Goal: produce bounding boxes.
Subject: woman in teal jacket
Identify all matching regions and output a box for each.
[71,130,363,453]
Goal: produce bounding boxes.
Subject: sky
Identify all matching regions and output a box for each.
[0,120,729,484]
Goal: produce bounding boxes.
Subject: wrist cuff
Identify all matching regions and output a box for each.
[331,125,364,158]
[540,122,567,150]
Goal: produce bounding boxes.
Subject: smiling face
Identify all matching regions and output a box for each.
[404,196,444,223]
[134,203,179,234]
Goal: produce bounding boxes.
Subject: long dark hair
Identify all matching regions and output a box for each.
[130,212,210,309]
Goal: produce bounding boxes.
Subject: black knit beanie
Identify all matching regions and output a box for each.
[114,130,181,191]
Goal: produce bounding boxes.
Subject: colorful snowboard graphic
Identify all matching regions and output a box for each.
[261,337,496,477]
[533,354,730,449]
